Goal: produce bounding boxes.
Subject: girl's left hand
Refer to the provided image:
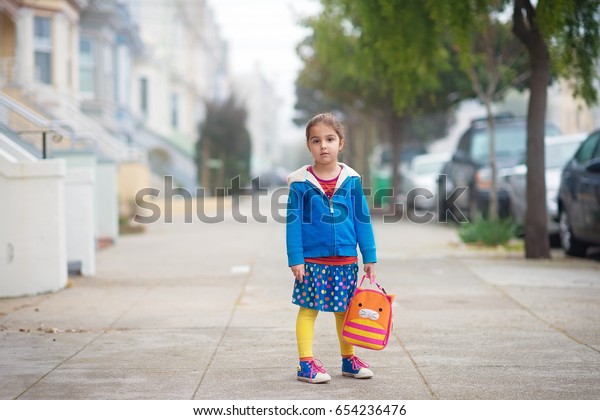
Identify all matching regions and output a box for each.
[364,263,375,279]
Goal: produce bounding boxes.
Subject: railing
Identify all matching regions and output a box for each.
[21,80,146,162]
[0,92,76,157]
[1,53,146,162]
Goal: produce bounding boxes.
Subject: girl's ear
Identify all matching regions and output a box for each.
[339,138,345,151]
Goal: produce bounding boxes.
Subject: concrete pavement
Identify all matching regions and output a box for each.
[1,197,599,399]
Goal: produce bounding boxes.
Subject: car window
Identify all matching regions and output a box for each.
[457,130,470,152]
[380,149,392,166]
[546,141,584,168]
[470,125,527,164]
[574,133,600,164]
[593,139,600,159]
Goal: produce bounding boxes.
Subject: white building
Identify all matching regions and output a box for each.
[128,0,230,160]
[233,66,283,179]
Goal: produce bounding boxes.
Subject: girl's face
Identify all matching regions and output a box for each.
[307,122,345,166]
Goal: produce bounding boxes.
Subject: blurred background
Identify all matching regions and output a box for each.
[1,0,600,297]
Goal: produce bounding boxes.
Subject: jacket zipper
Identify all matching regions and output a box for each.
[308,174,347,256]
[329,197,335,255]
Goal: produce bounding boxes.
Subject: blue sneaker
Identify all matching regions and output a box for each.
[342,355,374,379]
[297,359,331,383]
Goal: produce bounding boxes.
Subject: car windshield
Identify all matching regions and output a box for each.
[471,126,526,164]
[546,142,582,168]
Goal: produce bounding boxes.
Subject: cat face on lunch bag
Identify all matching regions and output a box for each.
[346,290,395,327]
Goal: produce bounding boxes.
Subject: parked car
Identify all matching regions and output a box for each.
[438,113,561,220]
[499,133,587,239]
[369,143,426,207]
[404,152,451,210]
[557,130,600,256]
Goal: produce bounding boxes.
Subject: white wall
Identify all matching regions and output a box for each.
[53,151,98,276]
[96,160,118,244]
[0,145,67,297]
[64,166,96,276]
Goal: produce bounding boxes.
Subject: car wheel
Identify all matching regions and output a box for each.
[559,210,588,257]
[549,233,561,248]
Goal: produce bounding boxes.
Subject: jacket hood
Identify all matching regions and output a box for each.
[287,163,360,186]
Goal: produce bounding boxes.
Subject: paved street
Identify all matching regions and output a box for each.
[1,196,599,400]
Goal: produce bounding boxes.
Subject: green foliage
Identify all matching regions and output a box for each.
[295,0,473,129]
[458,216,516,246]
[195,95,251,192]
[337,0,455,114]
[538,0,600,105]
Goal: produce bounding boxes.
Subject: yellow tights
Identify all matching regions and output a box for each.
[296,307,354,359]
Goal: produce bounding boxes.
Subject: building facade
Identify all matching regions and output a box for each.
[128,0,230,158]
[0,0,231,295]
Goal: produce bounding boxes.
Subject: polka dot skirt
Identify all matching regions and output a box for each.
[292,262,359,312]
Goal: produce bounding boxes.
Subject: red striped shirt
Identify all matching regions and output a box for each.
[306,165,358,266]
[308,166,339,198]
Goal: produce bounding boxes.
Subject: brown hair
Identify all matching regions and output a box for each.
[305,113,345,142]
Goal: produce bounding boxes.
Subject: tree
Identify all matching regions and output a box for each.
[426,0,599,258]
[430,2,529,220]
[296,0,473,206]
[511,0,600,258]
[195,95,252,194]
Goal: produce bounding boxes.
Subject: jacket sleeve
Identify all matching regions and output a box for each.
[352,178,377,263]
[286,183,304,266]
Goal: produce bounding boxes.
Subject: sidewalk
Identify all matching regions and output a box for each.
[1,201,599,400]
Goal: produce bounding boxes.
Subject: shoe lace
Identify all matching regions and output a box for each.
[308,359,327,376]
[347,355,370,371]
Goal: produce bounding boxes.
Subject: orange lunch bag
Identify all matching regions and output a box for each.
[342,275,395,350]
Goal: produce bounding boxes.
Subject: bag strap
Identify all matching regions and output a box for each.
[359,274,388,295]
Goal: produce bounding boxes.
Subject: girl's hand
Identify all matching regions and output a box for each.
[291,264,305,281]
[364,263,375,279]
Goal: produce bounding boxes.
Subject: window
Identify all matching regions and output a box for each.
[470,126,528,165]
[574,133,600,164]
[79,37,95,95]
[171,93,178,129]
[115,45,131,106]
[103,43,114,101]
[140,77,148,117]
[546,141,585,169]
[457,131,471,153]
[592,135,600,159]
[34,16,52,84]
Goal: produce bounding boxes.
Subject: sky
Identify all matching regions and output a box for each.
[205,0,321,139]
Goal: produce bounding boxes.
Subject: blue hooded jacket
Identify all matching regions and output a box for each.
[286,163,377,267]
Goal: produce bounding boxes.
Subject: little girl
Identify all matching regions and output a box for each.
[286,112,377,384]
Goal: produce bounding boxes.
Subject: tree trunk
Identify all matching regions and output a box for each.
[389,112,404,214]
[524,38,550,258]
[513,0,551,259]
[485,100,498,220]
